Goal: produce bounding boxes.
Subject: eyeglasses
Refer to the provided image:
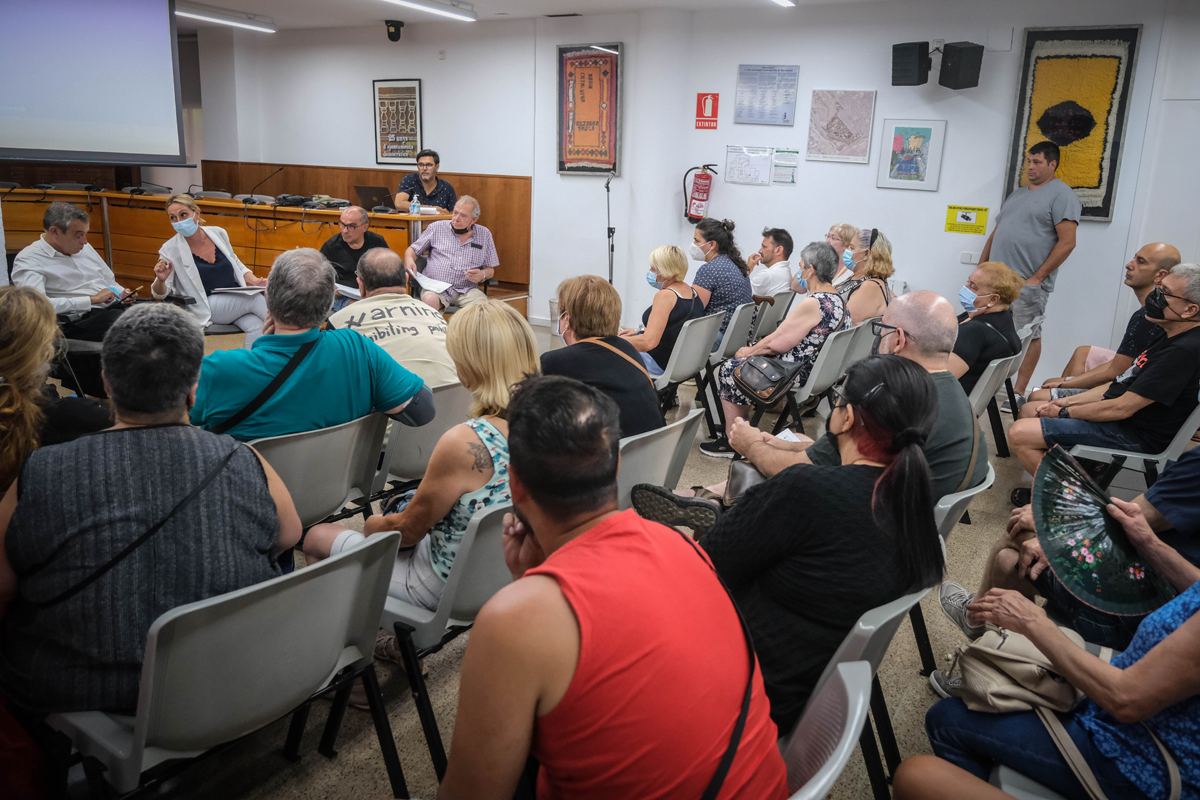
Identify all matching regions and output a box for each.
[417,162,436,169]
[1158,285,1188,303]
[338,221,363,230]
[830,381,887,409]
[870,321,913,340]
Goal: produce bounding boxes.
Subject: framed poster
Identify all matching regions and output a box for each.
[557,43,622,175]
[1003,26,1141,221]
[876,119,947,191]
[373,79,423,165]
[806,90,876,163]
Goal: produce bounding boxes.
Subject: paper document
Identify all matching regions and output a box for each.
[419,206,440,215]
[776,429,814,445]
[335,284,362,300]
[212,285,266,295]
[414,272,452,294]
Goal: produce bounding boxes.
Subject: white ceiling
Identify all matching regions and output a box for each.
[175,0,857,32]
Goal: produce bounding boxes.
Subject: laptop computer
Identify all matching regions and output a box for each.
[355,185,397,211]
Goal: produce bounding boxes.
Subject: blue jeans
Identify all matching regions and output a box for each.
[926,698,1149,800]
[1039,418,1145,452]
[640,350,665,376]
[331,293,353,313]
[1034,569,1144,650]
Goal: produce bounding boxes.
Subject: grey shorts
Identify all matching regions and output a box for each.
[1010,283,1051,338]
[1050,387,1088,400]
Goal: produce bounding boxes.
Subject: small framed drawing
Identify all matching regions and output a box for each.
[876,119,947,191]
[373,79,423,165]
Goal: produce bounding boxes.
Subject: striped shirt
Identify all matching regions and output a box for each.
[410,221,500,300]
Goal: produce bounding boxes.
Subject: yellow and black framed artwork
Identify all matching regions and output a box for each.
[1004,26,1141,222]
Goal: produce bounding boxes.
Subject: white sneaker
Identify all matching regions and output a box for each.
[938,581,984,639]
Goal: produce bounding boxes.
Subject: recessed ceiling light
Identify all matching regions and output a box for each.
[379,0,477,22]
[770,0,797,6]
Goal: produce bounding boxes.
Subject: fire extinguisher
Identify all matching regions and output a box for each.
[684,164,718,222]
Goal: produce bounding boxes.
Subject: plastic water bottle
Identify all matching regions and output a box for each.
[410,197,420,216]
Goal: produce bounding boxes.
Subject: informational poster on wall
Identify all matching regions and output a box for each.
[945,205,989,234]
[772,148,800,185]
[725,146,772,185]
[373,79,423,165]
[806,90,876,163]
[734,65,800,126]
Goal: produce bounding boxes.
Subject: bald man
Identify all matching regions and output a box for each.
[1022,242,1182,413]
[728,290,989,497]
[320,205,390,312]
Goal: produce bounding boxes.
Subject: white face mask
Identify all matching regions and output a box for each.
[688,241,709,262]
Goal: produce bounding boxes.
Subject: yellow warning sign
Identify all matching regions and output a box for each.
[945,205,989,234]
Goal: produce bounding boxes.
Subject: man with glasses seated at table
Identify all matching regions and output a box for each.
[320,206,389,312]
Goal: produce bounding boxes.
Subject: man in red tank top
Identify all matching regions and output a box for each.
[437,376,788,800]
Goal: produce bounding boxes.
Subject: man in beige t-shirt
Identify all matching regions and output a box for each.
[327,248,458,387]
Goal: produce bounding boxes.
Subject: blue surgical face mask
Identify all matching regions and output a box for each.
[842,249,855,271]
[796,274,808,292]
[172,217,199,237]
[959,285,979,313]
[646,270,664,290]
[555,312,566,342]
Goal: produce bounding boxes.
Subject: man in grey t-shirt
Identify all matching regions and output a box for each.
[980,141,1082,402]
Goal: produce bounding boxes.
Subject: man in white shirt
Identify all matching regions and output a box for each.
[746,227,794,297]
[13,202,133,337]
[327,247,457,387]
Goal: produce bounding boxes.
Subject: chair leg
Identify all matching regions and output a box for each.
[361,664,410,799]
[284,702,311,762]
[858,715,891,800]
[986,399,1009,458]
[82,757,109,799]
[960,509,971,526]
[748,405,766,428]
[771,394,801,436]
[394,622,449,780]
[1005,377,1020,414]
[696,367,721,438]
[1145,460,1160,488]
[1095,456,1127,490]
[871,675,902,779]
[909,605,938,677]
[318,677,354,758]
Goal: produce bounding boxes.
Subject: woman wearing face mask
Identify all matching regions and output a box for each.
[699,354,943,734]
[151,194,269,348]
[690,217,754,345]
[948,261,1024,394]
[839,227,896,323]
[618,245,704,377]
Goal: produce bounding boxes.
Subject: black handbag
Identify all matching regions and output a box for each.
[731,355,807,405]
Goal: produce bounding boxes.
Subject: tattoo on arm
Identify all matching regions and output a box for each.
[468,441,492,473]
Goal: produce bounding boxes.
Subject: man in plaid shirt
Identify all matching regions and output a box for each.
[405,195,500,311]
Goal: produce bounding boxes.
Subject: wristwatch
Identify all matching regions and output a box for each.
[1058,406,1071,419]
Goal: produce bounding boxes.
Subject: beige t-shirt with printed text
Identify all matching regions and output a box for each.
[328,292,458,387]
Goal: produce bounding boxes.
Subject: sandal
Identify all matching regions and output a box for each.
[1010,487,1032,507]
[631,484,721,536]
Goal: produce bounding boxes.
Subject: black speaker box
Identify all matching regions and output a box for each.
[939,41,984,89]
[892,42,930,86]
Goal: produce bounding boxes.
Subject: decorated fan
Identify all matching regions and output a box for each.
[1033,446,1176,616]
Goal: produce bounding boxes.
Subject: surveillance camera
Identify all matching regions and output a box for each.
[386,20,404,42]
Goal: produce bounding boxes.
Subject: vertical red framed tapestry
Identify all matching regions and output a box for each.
[557,43,622,175]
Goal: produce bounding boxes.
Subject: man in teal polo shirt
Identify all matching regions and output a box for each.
[191,248,428,441]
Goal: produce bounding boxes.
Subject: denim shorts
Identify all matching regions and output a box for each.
[1033,569,1144,650]
[1039,418,1145,452]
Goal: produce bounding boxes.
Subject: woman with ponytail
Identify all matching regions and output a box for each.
[699,353,944,735]
[690,217,753,343]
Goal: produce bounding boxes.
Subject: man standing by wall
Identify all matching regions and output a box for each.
[979,141,1082,409]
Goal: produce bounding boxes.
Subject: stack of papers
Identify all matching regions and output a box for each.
[335,284,362,300]
[414,272,452,294]
[213,286,266,295]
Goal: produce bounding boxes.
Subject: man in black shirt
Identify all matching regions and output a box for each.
[1009,263,1200,481]
[1025,242,1181,405]
[319,206,389,312]
[394,149,457,213]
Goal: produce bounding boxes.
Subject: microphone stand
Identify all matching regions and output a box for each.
[605,170,615,284]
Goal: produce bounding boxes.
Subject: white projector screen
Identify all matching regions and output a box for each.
[0,0,186,165]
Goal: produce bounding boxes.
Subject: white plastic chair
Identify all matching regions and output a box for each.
[841,316,881,373]
[1070,403,1200,489]
[748,322,858,434]
[249,413,388,526]
[653,312,725,420]
[372,382,474,492]
[323,502,513,780]
[752,289,795,341]
[967,351,1024,458]
[698,302,758,436]
[783,661,873,800]
[990,764,1070,800]
[616,408,704,510]
[47,532,407,798]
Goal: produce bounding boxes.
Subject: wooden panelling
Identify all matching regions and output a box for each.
[0,163,140,193]
[2,193,107,238]
[202,160,531,284]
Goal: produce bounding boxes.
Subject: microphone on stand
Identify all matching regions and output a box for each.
[242,167,285,205]
[605,169,616,189]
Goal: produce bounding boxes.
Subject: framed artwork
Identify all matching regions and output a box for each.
[805,90,876,163]
[1004,26,1141,222]
[557,43,622,175]
[876,119,947,191]
[373,79,423,165]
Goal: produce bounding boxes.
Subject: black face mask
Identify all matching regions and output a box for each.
[452,224,472,235]
[1144,288,1169,320]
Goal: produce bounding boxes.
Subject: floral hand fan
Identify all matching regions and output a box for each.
[1033,446,1176,616]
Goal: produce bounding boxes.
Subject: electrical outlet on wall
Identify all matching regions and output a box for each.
[933,38,945,52]
[960,252,980,264]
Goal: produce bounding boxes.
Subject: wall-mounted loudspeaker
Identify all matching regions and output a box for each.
[892,42,930,86]
[939,42,984,89]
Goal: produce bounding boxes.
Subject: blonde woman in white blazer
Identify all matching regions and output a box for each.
[151,194,269,348]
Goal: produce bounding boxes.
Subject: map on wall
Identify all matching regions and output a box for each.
[805,90,876,163]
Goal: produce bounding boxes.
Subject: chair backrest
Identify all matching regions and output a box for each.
[658,312,725,388]
[615,408,704,509]
[250,414,388,526]
[234,193,275,204]
[783,661,873,799]
[712,302,758,362]
[195,190,233,199]
[934,462,996,540]
[127,532,401,782]
[842,315,881,371]
[374,381,474,491]
[1162,402,1200,461]
[753,290,795,341]
[967,352,1023,418]
[792,323,858,404]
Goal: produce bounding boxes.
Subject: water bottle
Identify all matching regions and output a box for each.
[410,197,420,216]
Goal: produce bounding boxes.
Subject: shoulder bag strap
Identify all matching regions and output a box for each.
[1143,722,1182,800]
[954,415,982,494]
[210,338,318,434]
[975,317,1019,356]
[1035,707,1110,800]
[27,446,240,608]
[581,337,656,392]
[671,529,755,800]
